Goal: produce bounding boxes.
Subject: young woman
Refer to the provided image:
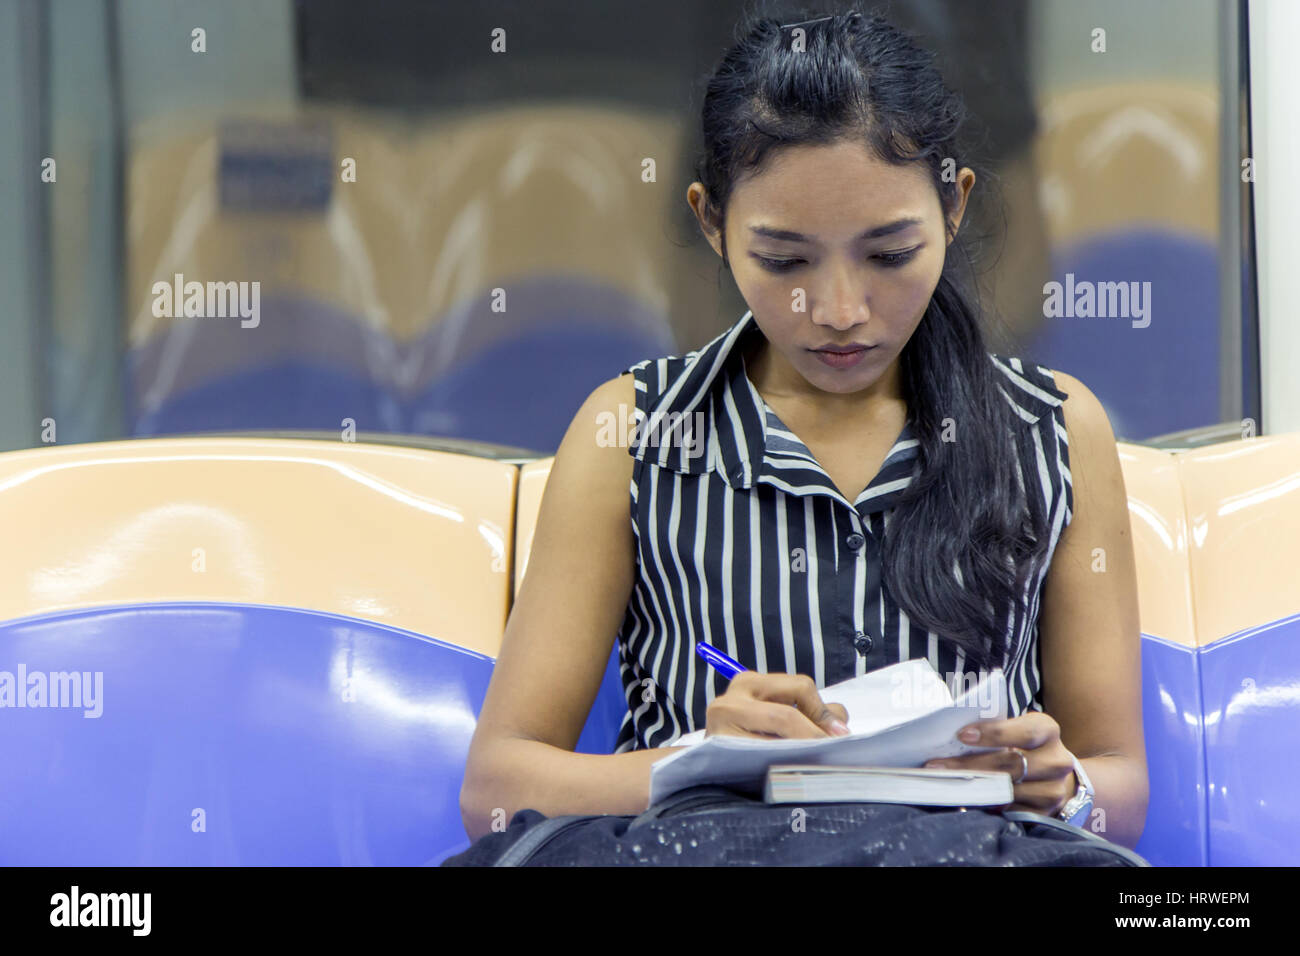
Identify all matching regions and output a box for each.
[459,8,1148,850]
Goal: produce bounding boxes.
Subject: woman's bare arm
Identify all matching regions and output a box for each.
[458,372,682,841]
[1039,370,1149,848]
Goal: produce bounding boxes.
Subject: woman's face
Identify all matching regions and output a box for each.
[690,139,973,406]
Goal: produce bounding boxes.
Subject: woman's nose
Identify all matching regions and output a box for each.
[809,263,870,328]
[811,298,870,330]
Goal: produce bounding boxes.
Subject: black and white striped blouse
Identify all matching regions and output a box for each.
[614,309,1072,751]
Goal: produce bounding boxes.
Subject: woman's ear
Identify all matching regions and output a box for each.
[945,167,977,245]
[687,182,727,262]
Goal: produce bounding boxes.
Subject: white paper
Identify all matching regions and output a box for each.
[649,658,1007,805]
[818,657,955,734]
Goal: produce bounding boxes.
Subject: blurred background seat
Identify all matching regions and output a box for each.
[126,111,411,436]
[396,105,681,449]
[1026,84,1221,440]
[125,105,681,452]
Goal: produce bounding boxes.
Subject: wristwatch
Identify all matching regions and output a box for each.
[1057,753,1095,827]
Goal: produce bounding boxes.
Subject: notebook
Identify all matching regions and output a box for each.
[763,764,1014,806]
[648,657,1007,806]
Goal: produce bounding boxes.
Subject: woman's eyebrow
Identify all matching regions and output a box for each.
[748,217,924,243]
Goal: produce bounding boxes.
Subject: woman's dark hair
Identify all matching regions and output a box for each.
[693,5,1049,672]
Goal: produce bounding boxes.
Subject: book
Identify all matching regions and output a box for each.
[648,657,1007,806]
[763,764,1014,806]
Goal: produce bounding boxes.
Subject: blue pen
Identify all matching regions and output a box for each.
[694,642,813,717]
[695,641,747,680]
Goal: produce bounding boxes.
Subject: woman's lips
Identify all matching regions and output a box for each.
[811,346,872,369]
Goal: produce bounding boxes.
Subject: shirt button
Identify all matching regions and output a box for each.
[853,631,873,655]
[846,533,865,551]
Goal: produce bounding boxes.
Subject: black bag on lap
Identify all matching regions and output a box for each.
[442,785,1150,866]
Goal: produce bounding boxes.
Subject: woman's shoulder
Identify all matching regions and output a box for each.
[580,372,639,434]
[546,374,639,516]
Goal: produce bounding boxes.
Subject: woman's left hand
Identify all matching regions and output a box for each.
[923,711,1078,815]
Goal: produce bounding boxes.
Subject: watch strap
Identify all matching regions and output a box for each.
[1058,753,1094,825]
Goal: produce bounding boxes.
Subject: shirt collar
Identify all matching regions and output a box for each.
[988,354,1069,425]
[631,309,762,482]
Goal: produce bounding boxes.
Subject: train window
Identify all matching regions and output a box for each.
[0,0,1260,451]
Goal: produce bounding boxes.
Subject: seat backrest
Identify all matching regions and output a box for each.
[1121,432,1300,866]
[1176,433,1300,866]
[0,437,516,864]
[1120,441,1206,865]
[7,431,1294,865]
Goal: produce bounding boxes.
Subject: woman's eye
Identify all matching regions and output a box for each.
[875,248,920,266]
[753,248,920,273]
[755,256,802,273]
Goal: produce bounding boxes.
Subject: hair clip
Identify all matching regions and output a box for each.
[780,12,860,30]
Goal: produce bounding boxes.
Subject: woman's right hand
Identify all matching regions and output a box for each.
[704,672,851,740]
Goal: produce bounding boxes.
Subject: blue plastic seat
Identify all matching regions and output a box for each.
[0,601,626,865]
